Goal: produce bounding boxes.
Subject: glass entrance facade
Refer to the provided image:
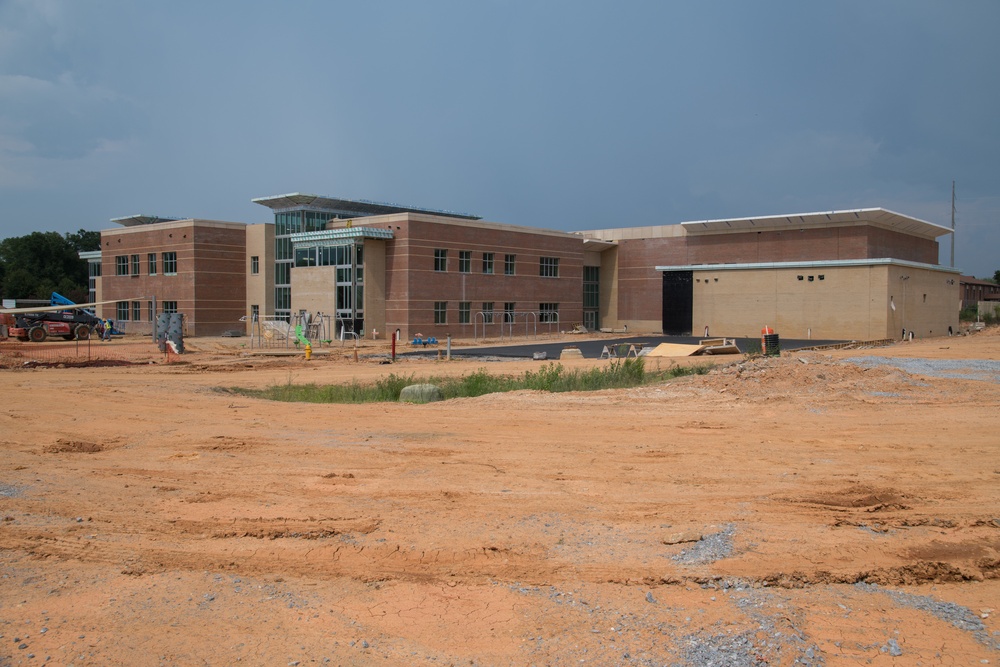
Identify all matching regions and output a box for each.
[293,241,365,335]
[274,210,333,321]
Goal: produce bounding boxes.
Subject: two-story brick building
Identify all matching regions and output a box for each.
[91,197,959,341]
[95,215,249,336]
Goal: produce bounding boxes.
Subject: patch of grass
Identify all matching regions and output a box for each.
[228,358,712,404]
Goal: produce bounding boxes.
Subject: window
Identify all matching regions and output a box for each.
[482,252,494,274]
[275,287,290,311]
[458,250,471,273]
[295,247,318,267]
[504,254,516,275]
[504,302,516,323]
[147,301,154,321]
[482,302,494,324]
[539,303,559,323]
[116,256,128,276]
[163,252,177,275]
[336,285,353,310]
[131,254,140,276]
[251,256,259,275]
[540,257,559,278]
[434,301,447,324]
[116,301,130,320]
[584,266,600,309]
[251,305,259,322]
[148,253,157,276]
[162,301,177,314]
[434,249,448,272]
[458,302,470,324]
[132,301,141,321]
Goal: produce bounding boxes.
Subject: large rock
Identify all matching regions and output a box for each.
[399,384,444,404]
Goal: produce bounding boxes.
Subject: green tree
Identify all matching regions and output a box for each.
[0,231,90,302]
[993,269,1000,285]
[65,229,101,252]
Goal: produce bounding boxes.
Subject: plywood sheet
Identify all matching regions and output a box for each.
[645,343,706,357]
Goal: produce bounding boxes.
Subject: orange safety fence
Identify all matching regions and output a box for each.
[0,337,181,367]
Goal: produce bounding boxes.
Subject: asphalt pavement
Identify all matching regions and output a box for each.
[403,335,843,360]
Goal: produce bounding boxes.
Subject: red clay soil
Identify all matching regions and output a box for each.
[1,329,998,665]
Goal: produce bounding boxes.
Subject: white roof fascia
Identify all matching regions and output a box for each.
[680,208,953,240]
[655,258,962,274]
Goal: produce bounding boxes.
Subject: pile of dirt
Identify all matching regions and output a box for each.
[687,353,920,403]
[43,439,105,453]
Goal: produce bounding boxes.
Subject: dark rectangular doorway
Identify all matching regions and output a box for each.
[662,271,693,335]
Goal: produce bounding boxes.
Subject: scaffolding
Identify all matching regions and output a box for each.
[243,312,334,350]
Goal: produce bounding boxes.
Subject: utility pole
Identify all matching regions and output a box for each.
[951,180,956,268]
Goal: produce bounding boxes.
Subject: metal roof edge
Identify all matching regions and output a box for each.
[289,227,395,243]
[679,207,953,239]
[654,258,962,274]
[251,192,481,220]
[110,214,186,226]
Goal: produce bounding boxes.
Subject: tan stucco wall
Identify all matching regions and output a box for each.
[245,223,274,332]
[363,240,387,338]
[290,266,336,319]
[882,265,961,340]
[93,278,105,319]
[599,246,620,329]
[691,264,959,341]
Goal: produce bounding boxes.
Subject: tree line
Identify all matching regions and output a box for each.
[0,230,101,304]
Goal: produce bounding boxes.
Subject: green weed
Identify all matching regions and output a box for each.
[227,357,711,404]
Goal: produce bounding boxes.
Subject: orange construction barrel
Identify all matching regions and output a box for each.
[761,327,780,356]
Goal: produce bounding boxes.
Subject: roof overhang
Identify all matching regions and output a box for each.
[111,215,184,227]
[581,237,617,251]
[656,258,961,274]
[681,208,953,240]
[252,192,481,220]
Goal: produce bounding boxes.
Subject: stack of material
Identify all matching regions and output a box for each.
[646,338,741,357]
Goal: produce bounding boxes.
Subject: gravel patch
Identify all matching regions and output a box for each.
[672,525,736,565]
[855,583,1000,650]
[0,483,22,498]
[673,580,824,667]
[845,356,1000,383]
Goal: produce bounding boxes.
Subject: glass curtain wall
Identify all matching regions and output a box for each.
[274,211,330,321]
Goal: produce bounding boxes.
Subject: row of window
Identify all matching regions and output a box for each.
[115,253,177,277]
[432,302,559,324]
[433,250,560,278]
[114,301,178,321]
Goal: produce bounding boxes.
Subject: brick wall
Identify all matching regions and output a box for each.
[613,223,944,332]
[100,220,247,336]
[376,215,584,338]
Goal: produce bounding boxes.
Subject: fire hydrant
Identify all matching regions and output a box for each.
[304,342,312,361]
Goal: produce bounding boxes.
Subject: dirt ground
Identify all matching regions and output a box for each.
[1,329,999,666]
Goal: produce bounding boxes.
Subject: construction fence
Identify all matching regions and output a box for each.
[0,337,181,367]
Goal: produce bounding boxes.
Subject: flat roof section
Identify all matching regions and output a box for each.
[111,215,185,227]
[252,193,481,220]
[681,208,953,240]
